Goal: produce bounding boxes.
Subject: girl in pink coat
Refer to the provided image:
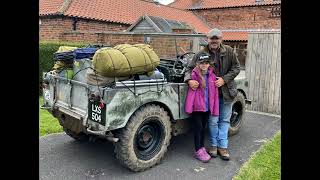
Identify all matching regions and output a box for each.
[185,52,219,163]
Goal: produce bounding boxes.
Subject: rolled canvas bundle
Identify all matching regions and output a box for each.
[52,46,78,73]
[92,44,160,77]
[86,68,130,86]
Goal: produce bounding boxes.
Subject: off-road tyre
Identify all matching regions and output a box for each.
[228,92,246,136]
[114,104,172,172]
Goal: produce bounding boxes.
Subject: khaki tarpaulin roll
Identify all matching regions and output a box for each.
[92,47,129,77]
[92,44,160,77]
[56,46,78,53]
[86,68,130,86]
[132,44,159,70]
[52,61,73,72]
[52,46,78,72]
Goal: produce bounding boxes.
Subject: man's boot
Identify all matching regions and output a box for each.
[218,148,230,161]
[207,146,218,158]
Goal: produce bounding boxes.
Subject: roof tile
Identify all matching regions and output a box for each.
[222,31,248,41]
[40,0,211,33]
[39,0,65,15]
[169,0,281,10]
[39,0,269,40]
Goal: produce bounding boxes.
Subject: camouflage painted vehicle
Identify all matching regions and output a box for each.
[41,53,251,172]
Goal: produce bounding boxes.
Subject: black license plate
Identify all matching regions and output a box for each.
[88,101,106,126]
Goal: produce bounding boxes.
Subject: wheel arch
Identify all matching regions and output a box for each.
[108,100,175,131]
[237,88,247,99]
[137,101,174,122]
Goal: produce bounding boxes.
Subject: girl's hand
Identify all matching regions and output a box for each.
[188,80,199,90]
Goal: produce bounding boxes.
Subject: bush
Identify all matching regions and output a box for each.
[39,41,87,93]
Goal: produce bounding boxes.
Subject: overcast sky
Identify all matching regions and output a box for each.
[158,0,174,5]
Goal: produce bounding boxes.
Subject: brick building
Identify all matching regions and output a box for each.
[40,0,281,41]
[169,0,281,30]
[39,0,281,65]
[39,0,211,41]
[168,0,280,67]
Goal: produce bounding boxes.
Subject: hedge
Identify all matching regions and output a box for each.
[39,41,88,92]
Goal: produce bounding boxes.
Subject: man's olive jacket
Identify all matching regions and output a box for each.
[184,44,240,102]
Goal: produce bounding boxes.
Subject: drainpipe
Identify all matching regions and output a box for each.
[72,17,77,31]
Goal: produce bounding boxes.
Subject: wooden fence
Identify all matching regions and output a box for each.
[245,32,281,115]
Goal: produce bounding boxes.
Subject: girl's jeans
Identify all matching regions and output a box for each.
[208,96,232,148]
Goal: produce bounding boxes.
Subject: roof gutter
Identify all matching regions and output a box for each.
[187,3,281,10]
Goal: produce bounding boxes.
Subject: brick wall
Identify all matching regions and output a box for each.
[59,31,247,61]
[39,16,73,41]
[149,37,178,58]
[60,31,197,58]
[76,19,129,32]
[39,16,129,41]
[194,5,280,29]
[39,16,247,60]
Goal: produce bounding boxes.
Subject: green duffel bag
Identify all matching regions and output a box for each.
[92,44,160,77]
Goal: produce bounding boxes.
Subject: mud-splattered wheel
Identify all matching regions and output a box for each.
[228,92,246,136]
[114,104,172,172]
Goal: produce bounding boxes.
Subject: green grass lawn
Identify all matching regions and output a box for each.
[39,97,63,136]
[233,131,281,180]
